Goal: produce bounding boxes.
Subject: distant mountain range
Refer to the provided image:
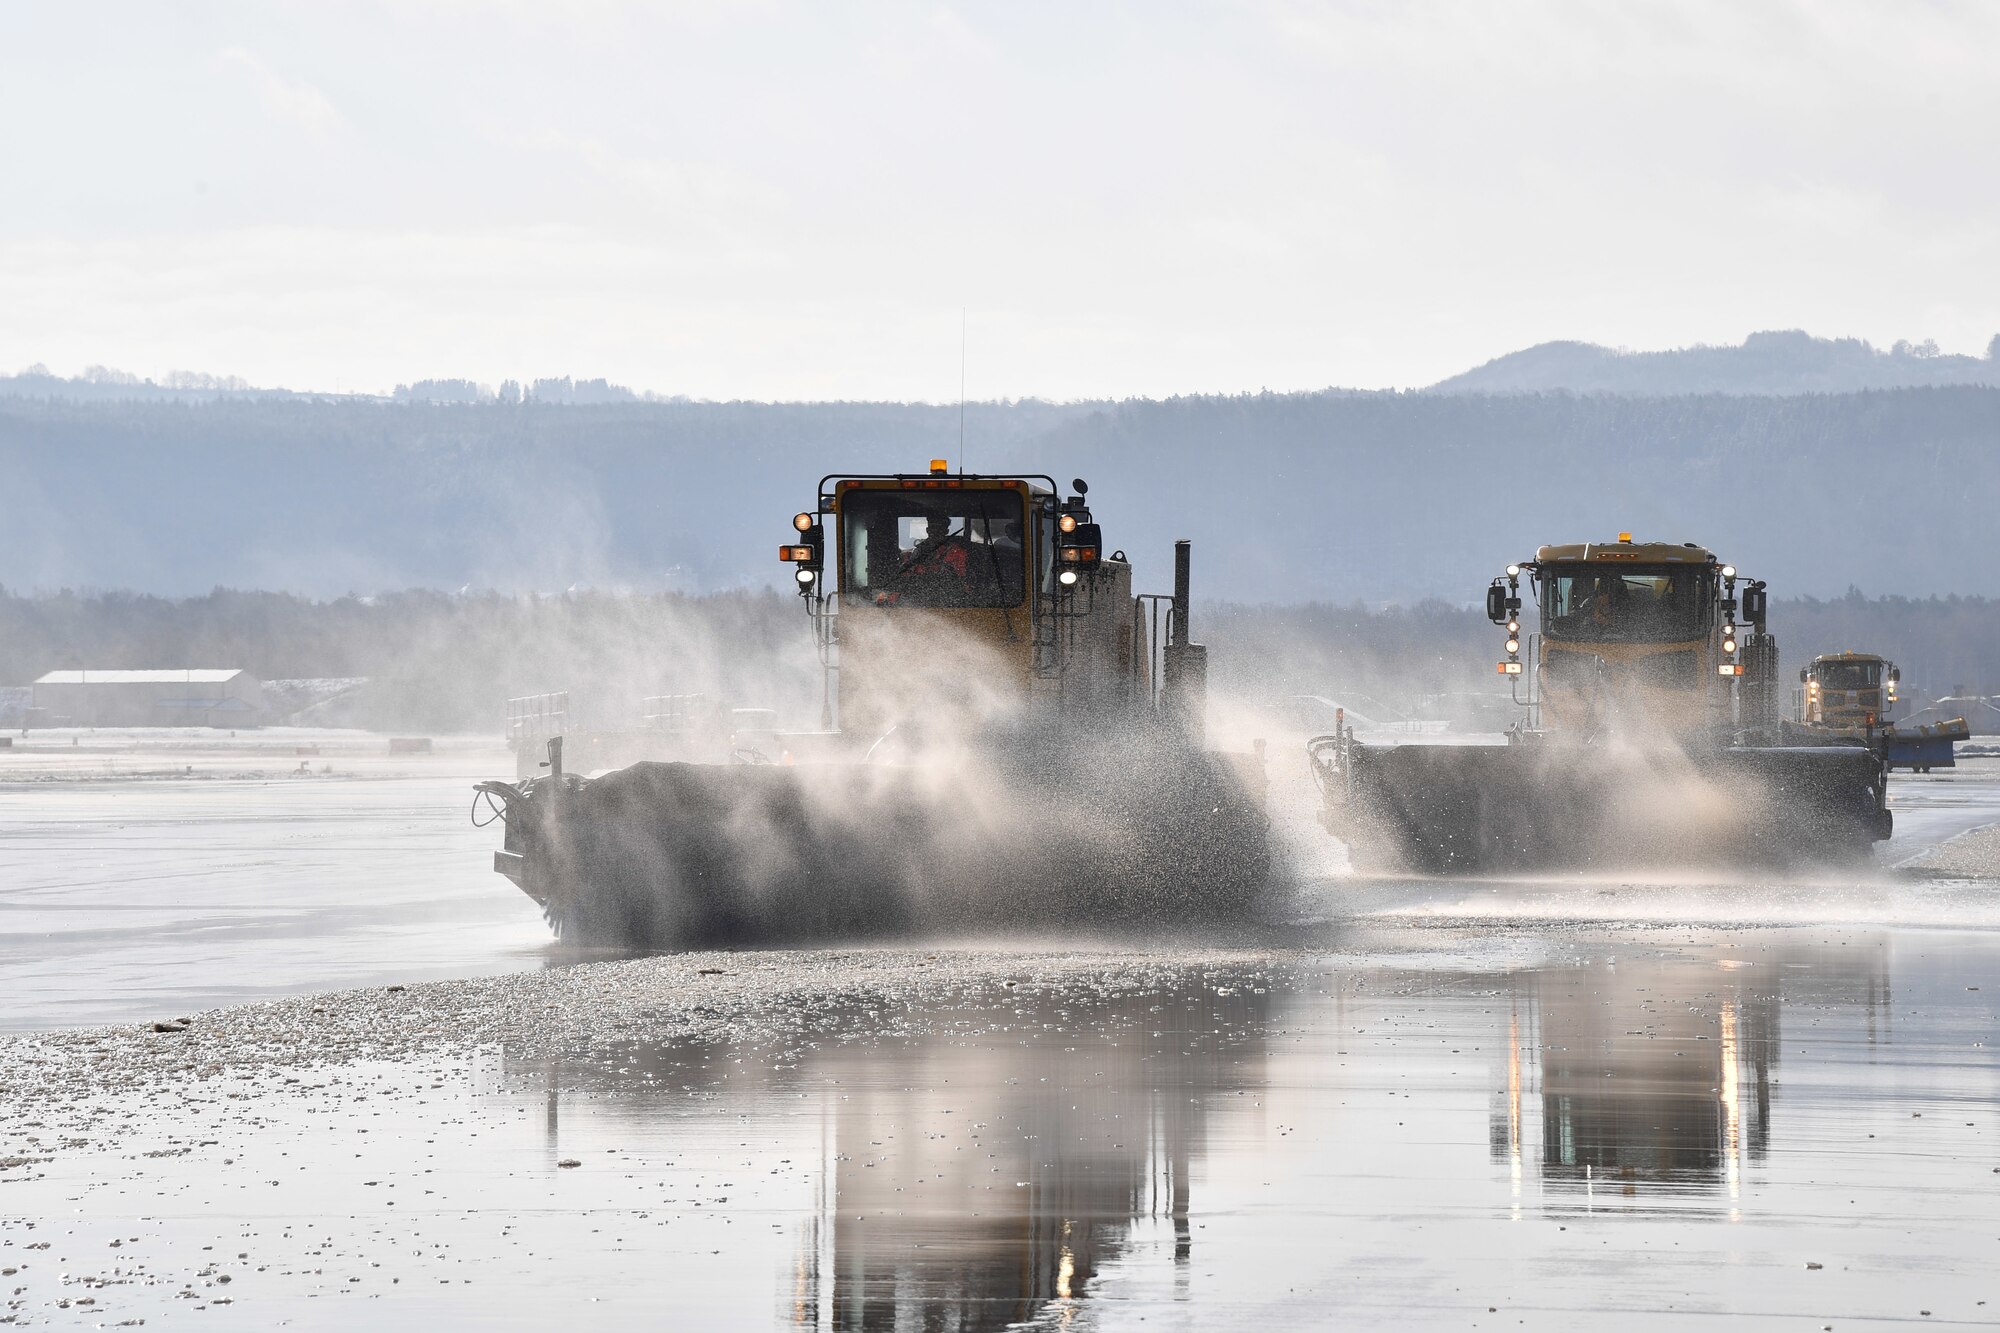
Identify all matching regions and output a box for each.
[10,329,2000,405]
[7,329,2000,607]
[1428,330,2000,396]
[4,386,1997,605]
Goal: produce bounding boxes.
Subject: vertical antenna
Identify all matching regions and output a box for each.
[958,308,966,469]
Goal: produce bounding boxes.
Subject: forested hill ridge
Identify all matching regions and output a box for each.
[1431,330,2000,395]
[2,386,1995,605]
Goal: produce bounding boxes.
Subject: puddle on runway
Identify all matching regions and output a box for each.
[5,928,1996,1329]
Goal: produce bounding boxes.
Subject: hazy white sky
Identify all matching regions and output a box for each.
[3,1,1996,400]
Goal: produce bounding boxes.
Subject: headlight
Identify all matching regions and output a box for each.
[1059,514,1078,533]
[1721,565,1736,579]
[1723,638,1736,654]
[1505,638,1519,654]
[1058,569,1079,586]
[1505,564,1521,577]
[795,568,816,585]
[793,512,815,533]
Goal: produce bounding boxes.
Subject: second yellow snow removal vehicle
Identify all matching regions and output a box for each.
[1785,651,1969,773]
[475,462,1269,945]
[1308,535,1893,871]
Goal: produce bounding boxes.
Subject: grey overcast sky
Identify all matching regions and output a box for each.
[2,1,1995,401]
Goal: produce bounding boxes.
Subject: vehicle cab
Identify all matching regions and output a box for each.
[779,462,1145,737]
[1486,534,1768,739]
[1799,652,1899,729]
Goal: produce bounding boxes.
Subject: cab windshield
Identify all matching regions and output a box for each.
[1815,661,1881,690]
[1543,566,1712,643]
[840,490,1028,608]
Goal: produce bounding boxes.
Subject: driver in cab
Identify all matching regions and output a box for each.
[869,514,973,606]
[903,515,970,580]
[1572,575,1629,634]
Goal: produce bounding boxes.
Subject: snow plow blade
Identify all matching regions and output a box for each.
[476,743,1268,947]
[1307,735,1890,874]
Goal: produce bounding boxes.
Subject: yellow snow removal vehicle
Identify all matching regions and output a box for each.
[1785,651,1969,773]
[475,462,1269,945]
[1308,535,1892,871]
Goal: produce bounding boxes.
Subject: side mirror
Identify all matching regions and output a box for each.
[1888,666,1901,685]
[1741,584,1767,626]
[1798,667,1808,683]
[1485,585,1508,624]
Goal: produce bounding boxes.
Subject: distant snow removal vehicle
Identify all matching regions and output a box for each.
[1784,651,1969,773]
[1307,535,1892,872]
[475,461,1269,945]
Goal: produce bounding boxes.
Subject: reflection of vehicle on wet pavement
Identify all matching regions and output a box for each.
[475,461,1269,946]
[1783,651,1969,773]
[1309,535,1893,871]
[802,982,1265,1323]
[1490,944,1889,1200]
[525,977,1269,1327]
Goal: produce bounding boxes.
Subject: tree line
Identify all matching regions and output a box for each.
[2,585,1989,734]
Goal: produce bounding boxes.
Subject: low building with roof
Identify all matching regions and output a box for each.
[31,669,266,728]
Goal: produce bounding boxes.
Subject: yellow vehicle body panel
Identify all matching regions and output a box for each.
[1539,637,1718,735]
[1535,540,1715,564]
[833,604,1033,739]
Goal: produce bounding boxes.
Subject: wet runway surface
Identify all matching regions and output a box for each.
[1881,758,2000,863]
[0,752,1996,1327]
[1,740,1993,1033]
[0,734,547,1031]
[3,929,1997,1328]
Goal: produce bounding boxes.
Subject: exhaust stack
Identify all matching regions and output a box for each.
[1162,538,1207,745]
